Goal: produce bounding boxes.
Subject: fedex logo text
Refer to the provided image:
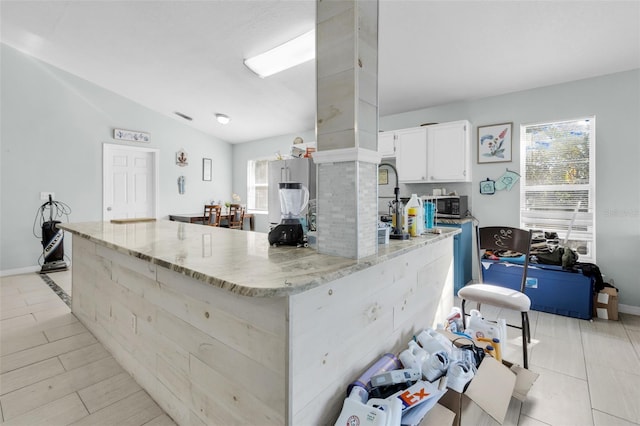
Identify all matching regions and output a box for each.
[399,388,430,409]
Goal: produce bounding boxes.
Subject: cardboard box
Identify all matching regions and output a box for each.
[593,287,619,320]
[418,403,456,426]
[436,331,539,425]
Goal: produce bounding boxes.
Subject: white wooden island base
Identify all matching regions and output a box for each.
[60,221,457,425]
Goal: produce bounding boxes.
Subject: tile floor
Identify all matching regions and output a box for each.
[0,271,175,426]
[1,270,639,425]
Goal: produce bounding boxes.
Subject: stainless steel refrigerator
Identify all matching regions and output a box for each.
[268,158,316,225]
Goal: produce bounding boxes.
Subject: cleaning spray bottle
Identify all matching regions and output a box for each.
[406,194,424,235]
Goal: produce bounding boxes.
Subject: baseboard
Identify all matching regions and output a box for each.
[619,303,640,316]
[0,265,41,277]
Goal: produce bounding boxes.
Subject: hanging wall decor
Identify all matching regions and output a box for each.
[477,122,512,164]
[176,149,188,166]
[378,168,389,185]
[495,168,520,191]
[202,158,212,181]
[479,178,496,195]
[113,128,150,142]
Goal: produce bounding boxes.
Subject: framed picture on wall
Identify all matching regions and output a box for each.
[202,158,212,181]
[477,122,512,164]
[378,168,389,185]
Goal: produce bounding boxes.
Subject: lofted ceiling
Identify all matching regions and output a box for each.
[1,0,639,144]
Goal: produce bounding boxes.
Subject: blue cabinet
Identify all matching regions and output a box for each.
[439,220,472,293]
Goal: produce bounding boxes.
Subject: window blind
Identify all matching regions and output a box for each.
[247,159,269,212]
[520,117,596,261]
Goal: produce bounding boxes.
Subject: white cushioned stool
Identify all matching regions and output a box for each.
[458,226,533,368]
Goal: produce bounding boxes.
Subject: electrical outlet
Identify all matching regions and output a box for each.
[40,192,55,201]
[130,313,137,334]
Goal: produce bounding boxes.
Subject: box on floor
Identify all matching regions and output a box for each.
[430,331,539,426]
[593,287,619,320]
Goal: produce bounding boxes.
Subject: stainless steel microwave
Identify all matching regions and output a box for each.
[423,195,468,218]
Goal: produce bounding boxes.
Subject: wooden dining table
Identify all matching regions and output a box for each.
[168,212,255,231]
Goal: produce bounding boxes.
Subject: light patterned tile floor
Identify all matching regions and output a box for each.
[470,301,640,425]
[0,272,175,426]
[1,272,639,425]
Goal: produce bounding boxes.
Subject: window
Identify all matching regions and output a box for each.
[247,159,269,212]
[520,117,596,262]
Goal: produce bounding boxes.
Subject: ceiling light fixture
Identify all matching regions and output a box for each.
[215,113,231,125]
[244,29,315,78]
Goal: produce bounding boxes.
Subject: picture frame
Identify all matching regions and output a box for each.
[477,122,512,164]
[202,158,212,181]
[378,168,389,185]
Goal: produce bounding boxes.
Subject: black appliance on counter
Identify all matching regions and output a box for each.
[423,195,469,218]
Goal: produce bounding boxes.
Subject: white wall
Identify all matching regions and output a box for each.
[0,44,233,273]
[234,69,640,308]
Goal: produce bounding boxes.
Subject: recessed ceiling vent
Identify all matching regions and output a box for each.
[174,111,193,121]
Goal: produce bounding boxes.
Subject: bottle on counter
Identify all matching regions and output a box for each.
[406,194,424,235]
[408,207,417,237]
[424,201,435,230]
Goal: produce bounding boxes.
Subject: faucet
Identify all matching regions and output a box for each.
[379,163,410,240]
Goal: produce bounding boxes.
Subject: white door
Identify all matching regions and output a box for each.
[103,144,158,221]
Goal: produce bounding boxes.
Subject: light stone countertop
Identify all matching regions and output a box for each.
[60,220,459,298]
[437,217,475,225]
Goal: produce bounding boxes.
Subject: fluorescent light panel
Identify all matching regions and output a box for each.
[244,29,315,78]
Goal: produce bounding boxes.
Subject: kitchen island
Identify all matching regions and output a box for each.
[60,220,458,425]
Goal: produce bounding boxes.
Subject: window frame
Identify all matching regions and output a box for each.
[519,116,596,263]
[246,157,270,213]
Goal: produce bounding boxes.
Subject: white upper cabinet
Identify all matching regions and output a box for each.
[427,120,471,182]
[378,132,396,158]
[378,131,396,158]
[395,120,471,183]
[395,127,428,182]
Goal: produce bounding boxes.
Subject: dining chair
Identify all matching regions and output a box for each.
[203,205,222,227]
[458,226,533,368]
[227,204,245,229]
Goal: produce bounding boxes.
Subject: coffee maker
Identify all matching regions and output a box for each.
[268,182,309,247]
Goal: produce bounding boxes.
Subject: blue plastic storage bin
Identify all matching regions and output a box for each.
[481,260,594,320]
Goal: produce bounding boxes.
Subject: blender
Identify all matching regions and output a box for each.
[268,182,310,247]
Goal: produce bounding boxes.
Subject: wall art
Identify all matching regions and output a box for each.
[478,122,512,164]
[113,128,150,142]
[176,149,188,166]
[202,158,212,181]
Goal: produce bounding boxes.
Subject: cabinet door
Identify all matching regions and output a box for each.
[427,121,471,182]
[378,132,396,158]
[396,127,428,182]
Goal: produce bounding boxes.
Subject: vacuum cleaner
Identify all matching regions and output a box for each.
[33,195,71,273]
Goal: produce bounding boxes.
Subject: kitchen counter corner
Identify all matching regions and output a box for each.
[60,220,459,297]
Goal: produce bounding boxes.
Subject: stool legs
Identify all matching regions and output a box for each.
[460,298,530,369]
[521,311,529,369]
